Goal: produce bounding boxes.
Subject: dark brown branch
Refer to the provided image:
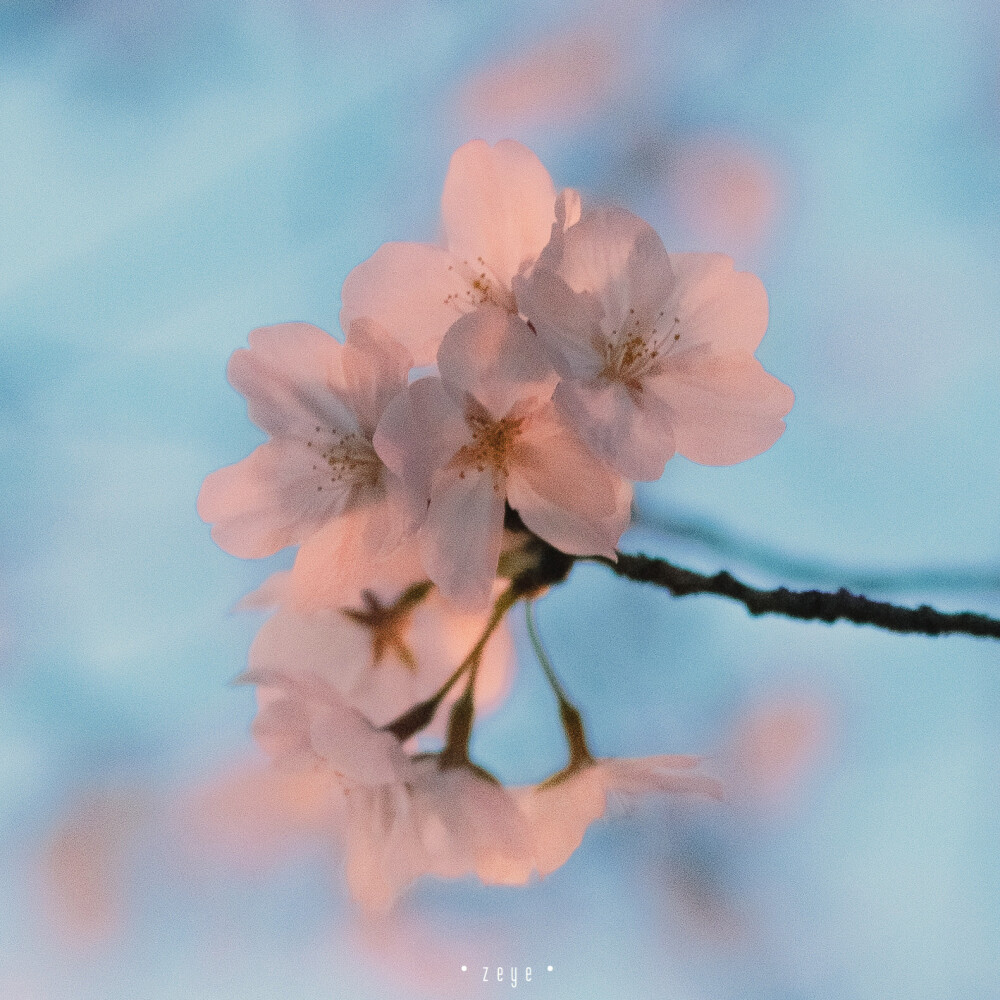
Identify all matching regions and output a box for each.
[590,552,1000,640]
[500,505,1000,641]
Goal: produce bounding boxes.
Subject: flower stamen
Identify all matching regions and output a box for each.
[452,409,525,486]
[443,257,517,313]
[306,426,383,494]
[596,313,682,400]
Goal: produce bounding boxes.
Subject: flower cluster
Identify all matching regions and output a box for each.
[199,140,791,909]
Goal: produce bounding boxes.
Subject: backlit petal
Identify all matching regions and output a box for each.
[552,377,676,482]
[340,242,472,367]
[342,318,413,437]
[197,439,351,558]
[436,306,556,418]
[508,404,632,557]
[666,252,769,354]
[373,376,468,506]
[421,464,506,608]
[227,323,355,439]
[442,139,556,287]
[650,351,794,465]
[289,500,420,612]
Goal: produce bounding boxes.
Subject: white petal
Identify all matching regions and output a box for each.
[197,438,351,558]
[289,501,422,612]
[373,376,468,506]
[552,377,676,482]
[342,319,413,437]
[507,403,632,556]
[516,768,607,877]
[340,242,473,367]
[649,351,794,465]
[421,464,506,608]
[441,139,556,287]
[666,253,769,354]
[436,306,556,418]
[227,323,356,439]
[248,670,407,786]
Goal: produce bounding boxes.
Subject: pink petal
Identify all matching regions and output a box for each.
[249,604,367,693]
[227,323,355,439]
[512,266,605,379]
[603,756,724,800]
[666,252,769,354]
[421,464,506,608]
[441,139,556,287]
[251,694,317,768]
[650,351,794,465]
[342,319,413,437]
[340,242,473,367]
[507,403,632,557]
[234,570,291,611]
[289,500,422,612]
[527,206,676,340]
[345,784,422,910]
[419,766,534,886]
[197,439,351,558]
[552,376,677,482]
[247,670,406,786]
[373,376,468,506]
[517,768,607,877]
[436,306,556,418]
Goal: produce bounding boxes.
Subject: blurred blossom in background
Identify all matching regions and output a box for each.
[2,1,1000,997]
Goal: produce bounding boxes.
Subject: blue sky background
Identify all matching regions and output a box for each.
[2,1,999,997]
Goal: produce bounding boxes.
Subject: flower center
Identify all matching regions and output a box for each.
[444,257,517,314]
[305,427,383,496]
[453,410,525,483]
[341,588,423,670]
[596,311,681,398]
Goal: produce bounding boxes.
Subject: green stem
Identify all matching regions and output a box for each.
[383,585,518,743]
[525,600,593,767]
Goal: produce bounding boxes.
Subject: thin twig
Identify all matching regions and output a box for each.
[525,601,592,766]
[383,585,518,741]
[588,552,1000,640]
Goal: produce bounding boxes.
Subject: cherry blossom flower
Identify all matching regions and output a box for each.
[517,755,722,877]
[248,670,408,782]
[374,305,632,607]
[345,755,534,912]
[245,571,514,728]
[197,318,419,610]
[340,139,576,367]
[198,136,800,914]
[514,201,794,480]
[247,670,533,911]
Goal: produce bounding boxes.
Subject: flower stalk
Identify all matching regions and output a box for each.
[525,601,593,769]
[383,585,519,742]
